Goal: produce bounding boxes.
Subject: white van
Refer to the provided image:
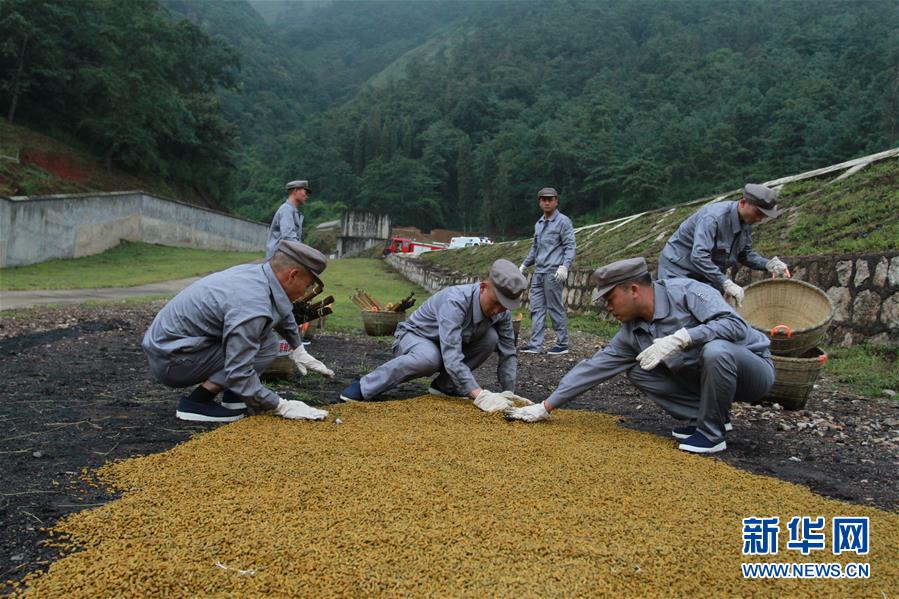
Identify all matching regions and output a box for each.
[449,236,493,249]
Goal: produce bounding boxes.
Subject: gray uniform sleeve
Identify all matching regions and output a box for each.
[222,316,280,409]
[494,318,518,392]
[561,217,576,268]
[682,290,752,346]
[523,227,537,268]
[437,299,480,395]
[544,331,636,410]
[274,312,303,349]
[690,216,728,287]
[737,236,769,271]
[279,208,301,243]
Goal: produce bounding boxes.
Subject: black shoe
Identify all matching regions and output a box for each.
[220,390,247,410]
[546,345,569,355]
[428,380,463,397]
[176,396,246,422]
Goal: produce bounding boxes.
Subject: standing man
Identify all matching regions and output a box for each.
[506,257,775,454]
[657,183,791,307]
[519,187,576,355]
[265,180,310,260]
[339,259,528,414]
[142,240,334,423]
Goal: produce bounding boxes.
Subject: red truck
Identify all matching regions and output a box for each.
[383,236,447,255]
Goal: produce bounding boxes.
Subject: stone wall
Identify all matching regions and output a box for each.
[0,191,267,267]
[337,210,392,258]
[386,251,899,346]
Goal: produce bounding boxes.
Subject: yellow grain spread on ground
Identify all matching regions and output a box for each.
[16,397,899,597]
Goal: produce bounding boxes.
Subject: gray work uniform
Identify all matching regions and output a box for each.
[657,201,770,290]
[359,283,518,399]
[521,210,576,349]
[265,200,304,260]
[544,278,774,442]
[142,263,302,410]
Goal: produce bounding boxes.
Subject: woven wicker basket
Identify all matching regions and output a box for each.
[739,279,834,357]
[301,316,326,340]
[763,347,828,410]
[361,310,406,336]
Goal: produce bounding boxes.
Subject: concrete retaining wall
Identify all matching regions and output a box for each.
[386,251,899,346]
[337,210,391,258]
[0,191,267,267]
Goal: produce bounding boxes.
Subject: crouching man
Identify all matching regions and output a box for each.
[506,257,775,454]
[142,240,334,423]
[340,259,529,413]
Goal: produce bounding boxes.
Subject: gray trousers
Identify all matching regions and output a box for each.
[524,272,569,349]
[145,332,279,396]
[625,340,775,442]
[360,328,499,399]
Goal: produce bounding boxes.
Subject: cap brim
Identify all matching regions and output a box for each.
[591,284,616,304]
[758,205,781,218]
[495,288,522,310]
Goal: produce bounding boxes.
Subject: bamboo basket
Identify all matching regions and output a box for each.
[739,279,834,356]
[361,310,406,336]
[762,347,828,410]
[301,316,326,340]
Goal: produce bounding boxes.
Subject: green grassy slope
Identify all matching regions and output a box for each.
[425,158,899,276]
[0,121,208,204]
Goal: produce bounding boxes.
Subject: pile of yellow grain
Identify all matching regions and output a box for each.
[15,397,898,597]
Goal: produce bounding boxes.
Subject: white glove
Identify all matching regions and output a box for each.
[504,401,550,422]
[272,397,328,420]
[290,345,334,378]
[636,328,692,371]
[473,389,514,413]
[765,256,791,278]
[501,390,534,407]
[554,265,568,284]
[519,263,527,274]
[722,279,745,307]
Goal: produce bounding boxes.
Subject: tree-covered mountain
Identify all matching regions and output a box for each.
[3,0,897,235]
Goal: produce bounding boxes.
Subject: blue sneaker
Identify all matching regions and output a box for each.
[176,396,245,423]
[339,379,364,402]
[546,345,569,355]
[220,390,247,410]
[519,347,541,354]
[678,432,726,454]
[671,418,733,440]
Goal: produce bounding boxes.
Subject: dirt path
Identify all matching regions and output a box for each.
[0,302,897,590]
[0,277,200,310]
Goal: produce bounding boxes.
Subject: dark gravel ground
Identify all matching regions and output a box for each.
[1,302,897,591]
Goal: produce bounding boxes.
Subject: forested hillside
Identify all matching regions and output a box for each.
[3,0,897,236]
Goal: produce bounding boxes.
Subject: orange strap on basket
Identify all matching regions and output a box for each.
[769,324,793,338]
[817,354,828,367]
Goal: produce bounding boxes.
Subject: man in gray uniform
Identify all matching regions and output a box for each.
[506,257,775,454]
[265,180,310,260]
[657,183,791,307]
[142,240,334,423]
[519,187,576,355]
[339,259,529,413]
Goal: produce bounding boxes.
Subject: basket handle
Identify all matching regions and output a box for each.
[770,324,793,338]
[817,354,828,367]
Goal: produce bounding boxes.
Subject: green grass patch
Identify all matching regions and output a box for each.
[825,343,899,398]
[0,241,263,290]
[318,258,432,334]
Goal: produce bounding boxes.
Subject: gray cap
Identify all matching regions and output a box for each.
[488,259,527,310]
[537,187,558,198]
[743,183,780,218]
[286,180,311,191]
[274,240,327,286]
[589,257,649,300]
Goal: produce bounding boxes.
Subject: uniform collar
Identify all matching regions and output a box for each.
[470,283,486,324]
[728,202,744,234]
[634,282,671,332]
[285,199,299,212]
[263,262,294,319]
[538,211,558,223]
